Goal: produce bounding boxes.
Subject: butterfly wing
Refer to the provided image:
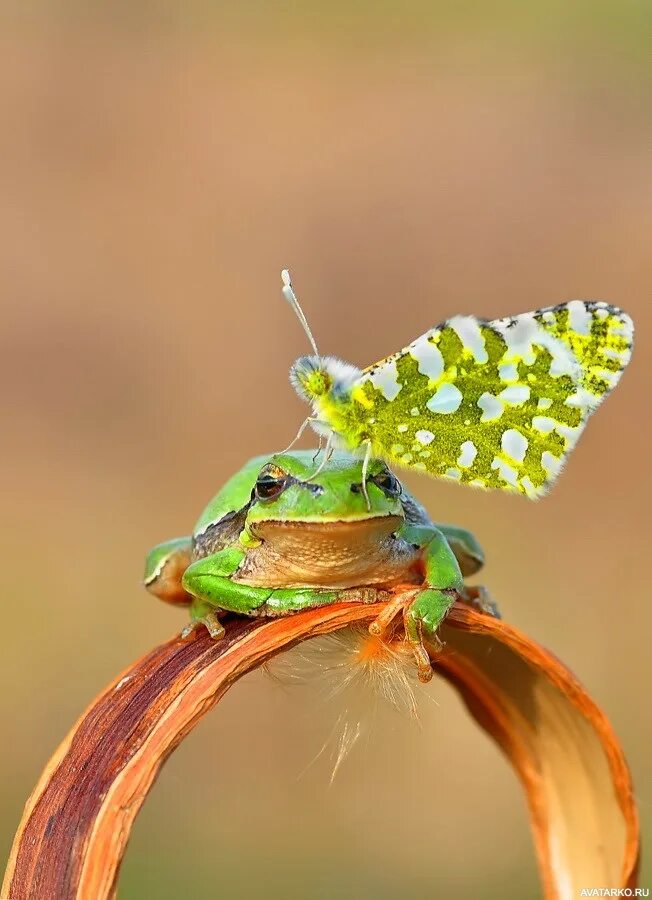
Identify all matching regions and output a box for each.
[345,301,633,497]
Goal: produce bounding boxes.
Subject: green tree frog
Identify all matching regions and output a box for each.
[144,450,497,681]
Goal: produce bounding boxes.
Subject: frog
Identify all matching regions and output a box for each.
[143,450,498,682]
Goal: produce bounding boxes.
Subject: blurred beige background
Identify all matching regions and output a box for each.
[1,3,650,898]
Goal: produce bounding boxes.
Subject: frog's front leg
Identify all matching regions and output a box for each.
[401,522,499,619]
[181,549,374,638]
[181,547,272,639]
[371,526,464,683]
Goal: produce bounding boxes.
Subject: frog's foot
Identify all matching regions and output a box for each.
[458,584,501,619]
[180,600,226,641]
[369,588,455,684]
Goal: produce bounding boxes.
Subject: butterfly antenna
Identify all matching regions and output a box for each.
[281,269,321,360]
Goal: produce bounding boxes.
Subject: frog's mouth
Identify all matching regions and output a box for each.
[250,514,402,539]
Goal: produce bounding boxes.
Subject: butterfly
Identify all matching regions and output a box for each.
[281,270,634,498]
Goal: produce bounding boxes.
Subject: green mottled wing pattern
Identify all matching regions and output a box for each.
[346,301,633,496]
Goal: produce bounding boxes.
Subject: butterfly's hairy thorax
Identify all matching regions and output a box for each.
[290,355,369,450]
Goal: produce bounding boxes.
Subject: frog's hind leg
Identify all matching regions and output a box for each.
[181,598,226,640]
[144,537,193,606]
[458,585,501,619]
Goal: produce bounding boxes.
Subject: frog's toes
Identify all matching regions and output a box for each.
[458,584,501,619]
[369,588,455,684]
[406,587,459,682]
[180,608,226,641]
[368,591,417,637]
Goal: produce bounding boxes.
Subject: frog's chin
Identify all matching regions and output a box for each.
[242,514,410,589]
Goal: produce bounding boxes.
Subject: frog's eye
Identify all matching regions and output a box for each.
[254,473,288,502]
[371,470,401,499]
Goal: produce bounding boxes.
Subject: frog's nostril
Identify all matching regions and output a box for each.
[350,483,362,494]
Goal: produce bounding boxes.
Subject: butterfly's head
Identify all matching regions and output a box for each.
[290,355,361,403]
[290,355,332,401]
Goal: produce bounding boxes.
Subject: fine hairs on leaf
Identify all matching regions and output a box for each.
[265,625,439,781]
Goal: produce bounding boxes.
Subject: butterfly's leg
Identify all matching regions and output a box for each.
[360,440,373,511]
[305,432,335,481]
[311,432,325,463]
[282,416,318,453]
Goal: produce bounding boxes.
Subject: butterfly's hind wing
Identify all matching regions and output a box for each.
[346,301,633,497]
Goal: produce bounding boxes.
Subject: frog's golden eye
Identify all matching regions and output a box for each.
[372,470,401,499]
[254,473,288,502]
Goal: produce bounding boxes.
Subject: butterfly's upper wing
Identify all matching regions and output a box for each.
[345,301,633,497]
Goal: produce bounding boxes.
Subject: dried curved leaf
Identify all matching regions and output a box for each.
[2,603,639,899]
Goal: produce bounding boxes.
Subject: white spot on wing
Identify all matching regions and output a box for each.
[595,368,618,386]
[397,424,409,433]
[445,467,462,480]
[567,300,593,335]
[501,428,528,463]
[542,451,562,476]
[611,313,634,341]
[500,428,528,462]
[426,383,463,414]
[491,457,519,486]
[498,313,579,378]
[537,397,553,410]
[532,416,556,433]
[368,360,402,400]
[565,388,594,410]
[457,440,477,468]
[601,347,628,361]
[408,335,445,380]
[521,476,538,498]
[494,314,538,364]
[499,385,530,404]
[499,362,519,382]
[477,392,503,422]
[448,315,488,364]
[415,429,435,445]
[556,424,581,445]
